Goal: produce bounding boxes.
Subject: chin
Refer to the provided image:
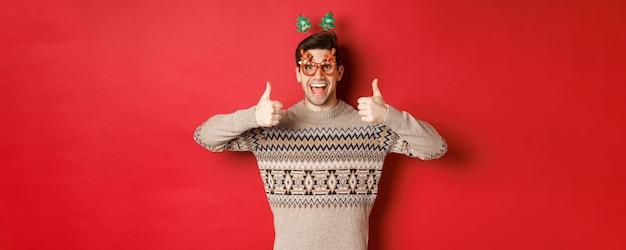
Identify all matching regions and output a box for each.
[306,96,327,106]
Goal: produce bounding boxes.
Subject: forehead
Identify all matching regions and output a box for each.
[306,49,332,62]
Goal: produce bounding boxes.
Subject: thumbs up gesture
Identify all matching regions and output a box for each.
[255,82,285,127]
[357,78,388,123]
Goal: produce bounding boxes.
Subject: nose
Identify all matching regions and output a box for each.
[313,66,325,79]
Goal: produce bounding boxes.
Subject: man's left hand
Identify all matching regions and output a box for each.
[357,78,388,123]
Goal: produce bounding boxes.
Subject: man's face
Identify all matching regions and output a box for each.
[295,49,344,111]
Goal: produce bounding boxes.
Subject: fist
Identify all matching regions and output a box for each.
[255,82,285,127]
[357,78,388,123]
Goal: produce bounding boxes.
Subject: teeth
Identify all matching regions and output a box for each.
[311,83,326,87]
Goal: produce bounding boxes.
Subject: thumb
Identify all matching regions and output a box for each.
[260,81,272,100]
[371,78,382,97]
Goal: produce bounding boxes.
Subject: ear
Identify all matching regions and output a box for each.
[295,66,302,82]
[337,65,344,81]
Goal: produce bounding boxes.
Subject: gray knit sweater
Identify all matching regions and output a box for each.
[194,100,446,250]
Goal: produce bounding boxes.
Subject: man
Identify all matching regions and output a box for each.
[194,31,447,250]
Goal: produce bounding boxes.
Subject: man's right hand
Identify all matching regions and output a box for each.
[255,82,285,127]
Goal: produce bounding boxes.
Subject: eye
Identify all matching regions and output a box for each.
[322,64,334,73]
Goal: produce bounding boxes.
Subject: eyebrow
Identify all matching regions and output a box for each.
[309,57,329,63]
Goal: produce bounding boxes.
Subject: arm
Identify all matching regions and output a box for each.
[193,107,258,152]
[382,105,447,160]
[194,82,285,152]
[357,78,446,160]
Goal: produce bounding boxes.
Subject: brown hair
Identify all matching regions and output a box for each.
[295,31,342,67]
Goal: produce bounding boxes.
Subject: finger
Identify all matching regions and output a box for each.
[271,101,283,109]
[357,97,370,104]
[371,78,382,97]
[260,81,272,100]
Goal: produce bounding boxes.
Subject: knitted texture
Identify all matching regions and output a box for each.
[194,100,447,250]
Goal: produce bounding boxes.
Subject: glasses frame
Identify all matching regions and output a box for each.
[298,48,337,77]
[300,62,337,76]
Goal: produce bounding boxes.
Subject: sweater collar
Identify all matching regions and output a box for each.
[292,100,350,119]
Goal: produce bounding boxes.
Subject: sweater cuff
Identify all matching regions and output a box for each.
[381,105,404,131]
[239,106,260,130]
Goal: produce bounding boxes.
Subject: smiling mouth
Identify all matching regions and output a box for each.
[310,83,327,95]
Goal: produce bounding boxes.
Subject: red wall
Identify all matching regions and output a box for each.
[2,0,625,249]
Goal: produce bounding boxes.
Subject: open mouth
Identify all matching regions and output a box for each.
[310,83,327,96]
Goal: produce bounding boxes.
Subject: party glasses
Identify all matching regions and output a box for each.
[299,48,337,76]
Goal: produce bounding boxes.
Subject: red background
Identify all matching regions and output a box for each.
[2,0,625,249]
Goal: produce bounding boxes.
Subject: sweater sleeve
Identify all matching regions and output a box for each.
[193,106,261,152]
[382,105,447,160]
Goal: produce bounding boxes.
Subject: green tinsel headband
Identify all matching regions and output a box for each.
[296,12,336,33]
